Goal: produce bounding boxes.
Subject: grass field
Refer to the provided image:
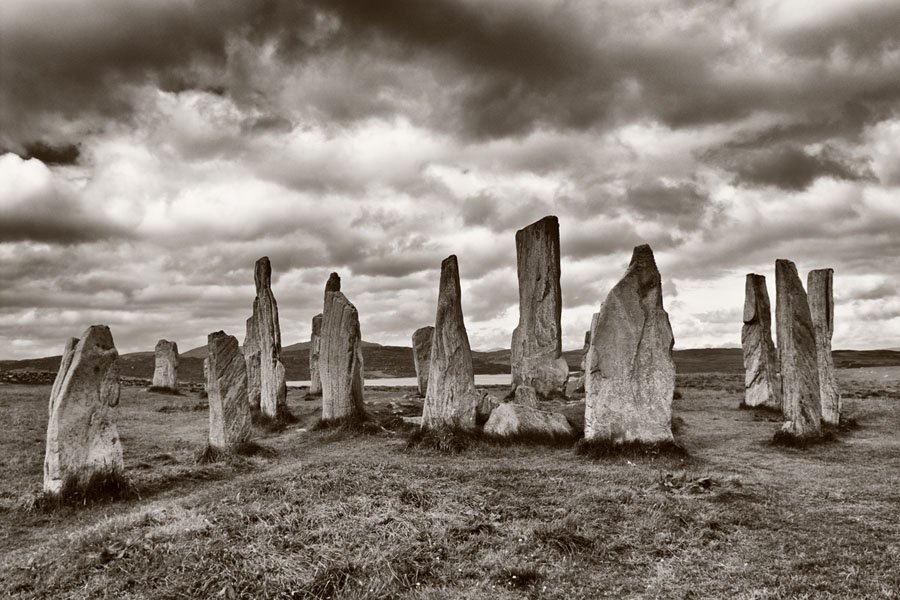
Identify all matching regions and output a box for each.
[1,369,899,599]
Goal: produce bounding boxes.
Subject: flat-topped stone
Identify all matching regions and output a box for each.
[152,339,178,391]
[741,274,781,410]
[207,331,252,450]
[808,268,840,425]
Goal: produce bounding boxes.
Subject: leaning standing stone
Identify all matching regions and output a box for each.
[808,268,841,425]
[775,259,822,439]
[741,274,781,410]
[43,325,123,494]
[321,273,366,420]
[152,339,178,392]
[510,216,569,398]
[309,314,323,396]
[422,256,480,431]
[584,245,675,444]
[412,326,434,397]
[207,331,252,451]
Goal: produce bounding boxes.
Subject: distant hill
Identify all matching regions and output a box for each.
[3,346,899,383]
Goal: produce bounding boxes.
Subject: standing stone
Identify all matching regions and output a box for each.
[207,331,252,450]
[43,325,123,494]
[775,259,822,438]
[510,216,569,398]
[412,326,434,397]
[309,314,323,396]
[741,274,781,410]
[808,268,841,425]
[422,255,480,430]
[246,257,287,417]
[244,315,260,409]
[565,330,592,396]
[152,339,178,391]
[321,273,366,420]
[203,357,209,395]
[584,245,675,444]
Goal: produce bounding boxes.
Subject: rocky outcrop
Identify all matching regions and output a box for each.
[321,273,366,420]
[510,216,569,398]
[775,259,822,438]
[808,268,841,425]
[422,256,480,431]
[246,257,286,417]
[152,339,178,391]
[741,274,781,410]
[412,326,434,397]
[483,403,575,439]
[309,314,323,396]
[43,325,123,494]
[584,245,676,444]
[207,331,252,450]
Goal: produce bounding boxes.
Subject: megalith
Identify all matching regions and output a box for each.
[422,255,480,431]
[152,339,178,391]
[412,326,434,397]
[245,257,287,417]
[510,216,569,398]
[207,331,252,451]
[775,259,822,438]
[244,315,260,409]
[43,325,123,494]
[808,268,841,425]
[308,313,323,396]
[741,274,781,410]
[584,245,676,444]
[320,273,366,420]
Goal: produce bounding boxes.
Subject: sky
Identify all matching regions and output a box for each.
[1,0,899,360]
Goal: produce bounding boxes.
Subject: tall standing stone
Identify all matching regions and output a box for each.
[152,339,178,391]
[808,268,841,425]
[321,273,366,420]
[775,259,822,438]
[584,245,675,444]
[43,325,123,494]
[422,255,480,431]
[309,313,323,396]
[246,257,286,417]
[244,315,260,409]
[412,326,434,397]
[207,331,252,451]
[741,274,781,410]
[510,216,569,398]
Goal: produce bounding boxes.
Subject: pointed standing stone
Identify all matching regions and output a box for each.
[510,216,569,398]
[309,314,323,396]
[412,326,434,397]
[584,245,675,444]
[741,274,781,410]
[244,315,260,409]
[808,268,841,425]
[246,257,286,417]
[44,325,123,494]
[321,273,366,420]
[207,331,252,451]
[422,256,480,431]
[775,259,822,439]
[152,339,178,391]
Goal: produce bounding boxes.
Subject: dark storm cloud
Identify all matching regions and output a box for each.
[21,142,81,166]
[719,145,872,191]
[625,181,710,222]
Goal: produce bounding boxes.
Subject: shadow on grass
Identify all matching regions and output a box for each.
[147,386,181,395]
[312,412,386,437]
[574,438,689,460]
[770,429,838,449]
[195,440,276,464]
[30,468,139,511]
[251,404,300,433]
[157,402,208,413]
[737,401,782,414]
[405,426,577,454]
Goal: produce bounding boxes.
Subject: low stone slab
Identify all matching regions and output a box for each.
[483,403,574,439]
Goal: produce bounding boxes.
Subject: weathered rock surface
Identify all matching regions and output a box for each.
[808,268,841,425]
[206,331,252,450]
[44,325,123,494]
[412,326,434,397]
[564,375,584,397]
[321,273,366,420]
[483,403,574,439]
[584,245,676,444]
[741,274,781,410]
[152,339,178,391]
[775,259,822,438]
[514,385,538,408]
[477,393,500,422]
[309,314,323,396]
[422,256,480,430]
[510,216,569,398]
[244,316,260,409]
[246,257,287,417]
